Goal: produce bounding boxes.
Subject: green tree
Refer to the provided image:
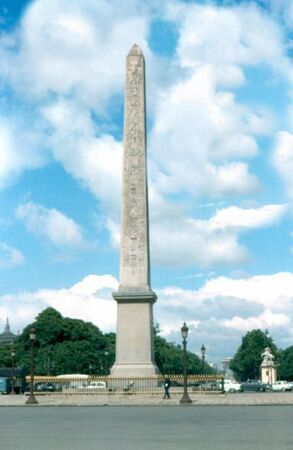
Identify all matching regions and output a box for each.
[9,307,113,375]
[154,335,215,375]
[0,344,14,368]
[278,347,293,381]
[230,329,278,381]
[0,308,215,376]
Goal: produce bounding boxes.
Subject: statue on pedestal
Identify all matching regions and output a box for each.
[261,347,274,366]
[260,347,277,385]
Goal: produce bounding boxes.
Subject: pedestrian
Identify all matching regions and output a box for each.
[163,377,171,399]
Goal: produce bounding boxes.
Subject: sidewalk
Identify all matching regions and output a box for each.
[1,392,293,406]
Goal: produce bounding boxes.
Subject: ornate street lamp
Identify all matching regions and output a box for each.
[10,345,16,395]
[180,322,192,404]
[201,344,206,371]
[25,327,38,405]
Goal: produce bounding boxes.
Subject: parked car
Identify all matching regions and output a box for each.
[0,377,11,394]
[0,368,26,394]
[240,380,271,392]
[86,381,107,389]
[224,379,242,393]
[35,382,57,392]
[271,381,293,392]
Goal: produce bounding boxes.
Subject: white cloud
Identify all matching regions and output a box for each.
[151,214,249,267]
[199,272,293,311]
[222,309,290,332]
[0,119,46,189]
[0,243,25,269]
[16,201,86,249]
[159,319,201,337]
[154,271,293,360]
[273,131,293,201]
[107,200,286,268]
[146,1,291,211]
[0,274,118,333]
[150,203,286,267]
[0,0,150,194]
[209,204,287,230]
[1,270,293,362]
[42,99,123,216]
[268,0,293,29]
[2,0,151,109]
[0,0,278,204]
[168,3,292,81]
[155,272,293,360]
[149,63,270,200]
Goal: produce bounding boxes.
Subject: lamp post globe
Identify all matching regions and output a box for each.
[180,322,192,405]
[25,327,38,405]
[181,322,189,340]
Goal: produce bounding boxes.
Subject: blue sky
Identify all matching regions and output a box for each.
[1,0,293,365]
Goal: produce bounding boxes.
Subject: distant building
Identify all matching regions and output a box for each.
[0,319,17,346]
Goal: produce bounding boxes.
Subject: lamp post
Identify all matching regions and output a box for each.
[10,346,16,395]
[25,327,38,405]
[180,322,192,404]
[201,344,206,372]
[104,350,109,375]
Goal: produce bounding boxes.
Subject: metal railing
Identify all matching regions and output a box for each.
[24,374,224,396]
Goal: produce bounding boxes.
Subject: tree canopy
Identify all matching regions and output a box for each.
[9,307,115,375]
[0,308,214,375]
[278,346,293,381]
[154,334,214,375]
[229,329,278,381]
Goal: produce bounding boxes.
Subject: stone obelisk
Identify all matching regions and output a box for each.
[111,44,159,377]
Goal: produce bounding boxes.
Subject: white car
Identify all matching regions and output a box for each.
[271,381,292,392]
[224,379,242,393]
[86,381,107,389]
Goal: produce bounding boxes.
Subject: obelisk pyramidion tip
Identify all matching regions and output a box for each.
[128,44,143,56]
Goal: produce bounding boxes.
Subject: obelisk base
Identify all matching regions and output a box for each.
[110,290,159,378]
[110,363,159,378]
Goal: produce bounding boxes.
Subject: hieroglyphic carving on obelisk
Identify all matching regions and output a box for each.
[111,44,159,377]
[120,43,150,291]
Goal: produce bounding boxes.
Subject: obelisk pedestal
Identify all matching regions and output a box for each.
[110,44,159,377]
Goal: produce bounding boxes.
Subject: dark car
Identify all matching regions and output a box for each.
[0,377,11,394]
[240,380,271,392]
[35,382,57,392]
[0,368,26,394]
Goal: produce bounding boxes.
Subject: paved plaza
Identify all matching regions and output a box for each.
[1,404,293,450]
[1,392,293,406]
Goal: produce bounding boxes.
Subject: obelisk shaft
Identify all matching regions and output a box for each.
[120,44,150,291]
[111,45,158,378]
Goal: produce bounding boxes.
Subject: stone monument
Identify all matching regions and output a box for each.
[260,347,277,384]
[110,44,159,377]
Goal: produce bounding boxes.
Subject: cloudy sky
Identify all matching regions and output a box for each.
[1,0,293,365]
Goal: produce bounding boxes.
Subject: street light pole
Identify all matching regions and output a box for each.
[10,346,16,395]
[180,322,192,404]
[25,327,38,405]
[201,344,206,373]
[104,350,109,375]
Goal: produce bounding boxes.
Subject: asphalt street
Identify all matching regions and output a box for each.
[1,405,293,450]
